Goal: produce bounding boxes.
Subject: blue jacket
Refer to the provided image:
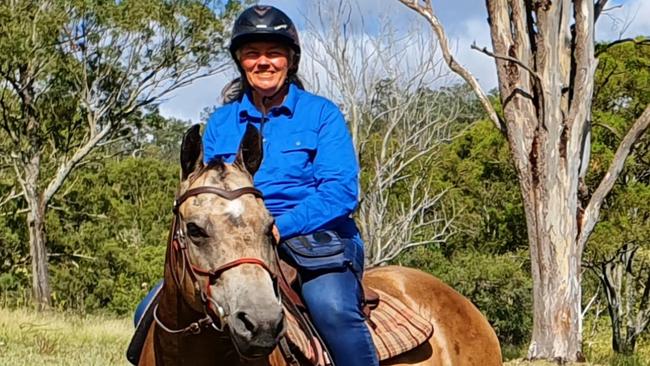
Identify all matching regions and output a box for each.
[203,83,362,246]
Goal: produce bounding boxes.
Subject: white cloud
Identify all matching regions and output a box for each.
[449,17,498,92]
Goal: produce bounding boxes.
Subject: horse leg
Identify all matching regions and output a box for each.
[364,266,502,366]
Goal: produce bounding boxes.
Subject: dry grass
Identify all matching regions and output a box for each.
[0,307,132,366]
[1,306,649,365]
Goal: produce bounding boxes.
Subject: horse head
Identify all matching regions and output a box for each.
[171,123,284,359]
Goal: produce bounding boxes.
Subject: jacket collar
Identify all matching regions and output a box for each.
[238,83,299,122]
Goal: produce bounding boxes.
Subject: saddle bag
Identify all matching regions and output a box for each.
[280,230,355,272]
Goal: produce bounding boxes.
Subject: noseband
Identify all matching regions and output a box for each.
[154,185,279,335]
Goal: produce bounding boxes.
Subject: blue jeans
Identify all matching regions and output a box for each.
[299,246,379,366]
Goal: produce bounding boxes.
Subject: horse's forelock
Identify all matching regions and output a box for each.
[187,158,225,185]
[186,158,253,192]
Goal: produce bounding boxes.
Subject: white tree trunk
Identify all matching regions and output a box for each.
[23,154,51,310]
[395,0,650,361]
[27,208,50,310]
[525,186,583,360]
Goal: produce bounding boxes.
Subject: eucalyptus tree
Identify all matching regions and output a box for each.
[399,0,650,362]
[0,0,241,309]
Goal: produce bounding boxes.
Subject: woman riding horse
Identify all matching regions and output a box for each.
[202,5,377,366]
[134,4,503,366]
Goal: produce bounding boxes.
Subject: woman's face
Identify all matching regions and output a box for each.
[239,41,291,98]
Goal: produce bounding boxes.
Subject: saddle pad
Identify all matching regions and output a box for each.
[285,310,317,362]
[284,288,434,362]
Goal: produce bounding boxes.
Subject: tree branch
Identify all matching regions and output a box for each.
[594,0,609,24]
[471,43,543,84]
[582,282,602,317]
[397,0,505,133]
[596,37,650,57]
[578,104,650,251]
[593,121,622,141]
[42,123,114,206]
[0,208,30,217]
[0,189,23,208]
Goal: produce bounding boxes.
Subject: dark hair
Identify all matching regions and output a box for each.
[220,76,305,104]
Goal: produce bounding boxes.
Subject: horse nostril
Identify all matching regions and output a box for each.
[237,311,258,335]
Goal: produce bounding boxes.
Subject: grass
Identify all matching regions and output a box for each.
[1,306,649,365]
[499,314,650,366]
[0,307,132,366]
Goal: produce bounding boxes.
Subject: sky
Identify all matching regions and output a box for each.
[158,0,650,123]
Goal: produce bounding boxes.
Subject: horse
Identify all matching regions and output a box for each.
[137,124,503,365]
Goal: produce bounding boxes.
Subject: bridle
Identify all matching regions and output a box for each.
[154,185,280,335]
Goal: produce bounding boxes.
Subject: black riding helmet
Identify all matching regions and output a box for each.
[229,5,301,74]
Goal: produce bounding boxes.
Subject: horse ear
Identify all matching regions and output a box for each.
[235,123,262,176]
[180,124,203,180]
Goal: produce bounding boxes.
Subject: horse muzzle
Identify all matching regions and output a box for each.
[228,304,286,358]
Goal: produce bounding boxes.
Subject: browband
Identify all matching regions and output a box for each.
[173,186,263,213]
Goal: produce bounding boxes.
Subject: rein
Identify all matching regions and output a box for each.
[154,185,279,335]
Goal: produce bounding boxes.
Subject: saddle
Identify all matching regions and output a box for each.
[277,260,434,365]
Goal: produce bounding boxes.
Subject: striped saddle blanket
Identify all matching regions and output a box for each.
[284,288,433,363]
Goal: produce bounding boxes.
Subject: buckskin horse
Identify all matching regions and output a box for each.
[137,124,502,365]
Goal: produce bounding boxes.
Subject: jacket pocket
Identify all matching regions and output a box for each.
[277,131,317,179]
[279,130,317,153]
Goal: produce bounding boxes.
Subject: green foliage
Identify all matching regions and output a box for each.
[582,39,650,355]
[0,0,241,308]
[368,85,531,345]
[0,154,178,314]
[434,120,527,256]
[44,156,177,313]
[0,9,645,360]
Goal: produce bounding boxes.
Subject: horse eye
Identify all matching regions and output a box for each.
[186,223,208,238]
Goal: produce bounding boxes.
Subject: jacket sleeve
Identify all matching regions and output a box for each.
[274,102,359,239]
